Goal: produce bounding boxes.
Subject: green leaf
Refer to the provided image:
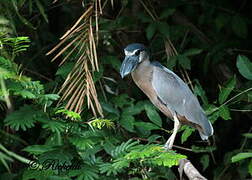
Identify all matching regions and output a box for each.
[69,166,99,180]
[160,9,175,19]
[243,133,252,138]
[194,80,208,105]
[89,119,114,129]
[144,103,162,127]
[22,145,56,155]
[181,127,195,144]
[178,55,191,70]
[218,76,236,104]
[55,108,81,120]
[22,169,55,180]
[236,55,252,80]
[183,48,202,56]
[112,94,134,108]
[120,114,135,132]
[101,102,119,116]
[200,154,209,171]
[219,105,231,120]
[157,22,170,37]
[69,136,95,150]
[103,140,116,155]
[215,14,230,32]
[148,134,161,143]
[14,90,36,99]
[11,0,36,29]
[0,56,18,73]
[111,139,139,158]
[123,104,144,116]
[34,0,48,23]
[232,15,247,38]
[124,144,187,168]
[38,94,60,107]
[56,62,74,78]
[42,120,65,133]
[38,150,73,165]
[4,105,40,131]
[249,160,252,176]
[135,122,160,131]
[146,23,157,40]
[102,56,121,72]
[208,111,220,124]
[167,56,177,69]
[231,152,252,163]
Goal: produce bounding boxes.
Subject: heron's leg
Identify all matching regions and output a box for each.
[164,113,181,150]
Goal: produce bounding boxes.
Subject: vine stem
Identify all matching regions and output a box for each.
[0,77,12,110]
[220,87,252,108]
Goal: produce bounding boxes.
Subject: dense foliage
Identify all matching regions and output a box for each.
[0,0,252,179]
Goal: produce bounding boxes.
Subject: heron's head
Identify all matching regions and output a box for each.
[120,43,149,78]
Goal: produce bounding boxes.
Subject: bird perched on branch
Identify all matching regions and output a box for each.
[120,43,213,149]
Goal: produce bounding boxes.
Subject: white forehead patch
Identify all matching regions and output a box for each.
[124,49,139,56]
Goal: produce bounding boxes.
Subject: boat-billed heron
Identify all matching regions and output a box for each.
[120,43,213,149]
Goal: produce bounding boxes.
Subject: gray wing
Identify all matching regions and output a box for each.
[151,61,213,139]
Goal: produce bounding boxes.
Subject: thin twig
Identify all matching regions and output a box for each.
[23,68,53,81]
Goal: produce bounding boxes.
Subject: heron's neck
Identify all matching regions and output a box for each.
[131,59,151,82]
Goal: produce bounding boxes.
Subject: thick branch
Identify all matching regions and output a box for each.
[179,159,207,180]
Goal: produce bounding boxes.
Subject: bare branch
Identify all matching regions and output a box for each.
[179,159,207,180]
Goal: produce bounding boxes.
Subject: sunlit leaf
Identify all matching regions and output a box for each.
[22,145,56,155]
[243,133,252,138]
[219,105,231,120]
[181,127,195,144]
[218,76,236,104]
[236,55,252,80]
[183,48,202,56]
[144,103,162,127]
[120,114,135,132]
[249,160,252,176]
[231,152,252,163]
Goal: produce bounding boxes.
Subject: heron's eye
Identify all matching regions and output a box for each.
[135,50,140,56]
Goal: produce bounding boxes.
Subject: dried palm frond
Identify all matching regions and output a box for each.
[47,1,103,117]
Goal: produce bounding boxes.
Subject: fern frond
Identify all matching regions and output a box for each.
[124,144,187,168]
[41,120,65,133]
[1,36,30,56]
[55,108,81,120]
[99,162,121,176]
[69,136,96,150]
[88,119,115,130]
[4,105,41,131]
[69,165,99,180]
[111,139,139,158]
[0,56,18,73]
